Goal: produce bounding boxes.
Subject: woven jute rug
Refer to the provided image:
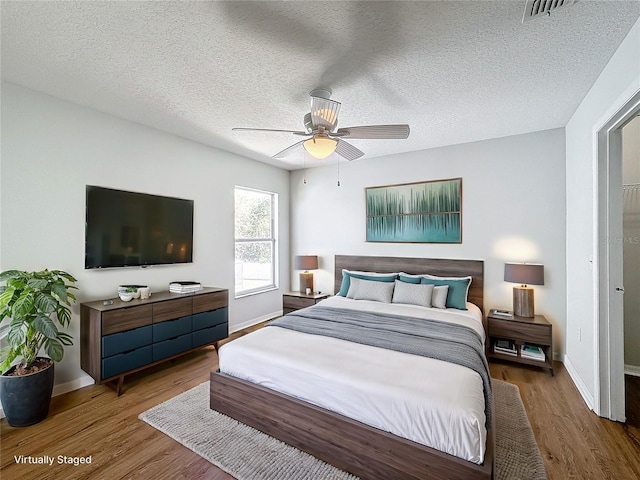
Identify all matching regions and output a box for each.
[140,379,546,480]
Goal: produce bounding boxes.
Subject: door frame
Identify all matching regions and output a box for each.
[595,88,640,421]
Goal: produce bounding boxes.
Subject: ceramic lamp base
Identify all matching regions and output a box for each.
[513,286,534,317]
[299,272,314,294]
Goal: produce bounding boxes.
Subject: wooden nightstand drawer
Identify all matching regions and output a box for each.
[489,318,551,345]
[284,296,316,310]
[283,292,330,313]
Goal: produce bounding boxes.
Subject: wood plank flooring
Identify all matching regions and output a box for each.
[2,328,639,480]
[490,361,640,480]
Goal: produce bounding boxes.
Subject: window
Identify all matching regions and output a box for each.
[234,186,278,297]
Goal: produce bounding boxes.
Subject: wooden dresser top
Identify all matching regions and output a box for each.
[81,286,227,312]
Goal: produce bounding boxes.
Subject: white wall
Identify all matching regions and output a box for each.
[565,18,640,408]
[290,128,567,358]
[0,82,290,390]
[622,116,640,370]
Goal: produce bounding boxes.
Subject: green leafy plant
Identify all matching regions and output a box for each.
[0,269,78,374]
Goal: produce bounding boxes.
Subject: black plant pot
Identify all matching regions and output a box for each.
[1,358,55,427]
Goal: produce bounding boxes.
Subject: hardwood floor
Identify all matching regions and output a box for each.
[2,329,639,480]
[490,361,640,480]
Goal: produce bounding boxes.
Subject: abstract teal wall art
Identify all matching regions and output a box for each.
[366,178,462,243]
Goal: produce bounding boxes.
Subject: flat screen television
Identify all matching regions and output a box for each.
[85,186,194,269]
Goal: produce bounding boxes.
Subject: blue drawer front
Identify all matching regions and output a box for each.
[153,315,192,343]
[102,325,152,358]
[192,308,227,331]
[192,323,228,348]
[102,345,152,379]
[152,333,192,362]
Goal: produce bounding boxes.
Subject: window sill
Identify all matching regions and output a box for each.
[235,286,278,299]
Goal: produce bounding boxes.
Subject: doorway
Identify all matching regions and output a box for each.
[621,116,640,427]
[596,89,640,422]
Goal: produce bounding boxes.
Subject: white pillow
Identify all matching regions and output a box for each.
[353,278,395,303]
[391,280,434,308]
[346,277,361,299]
[431,285,449,309]
[344,269,399,277]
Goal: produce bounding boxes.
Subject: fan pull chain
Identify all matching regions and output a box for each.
[336,156,341,186]
[303,152,307,184]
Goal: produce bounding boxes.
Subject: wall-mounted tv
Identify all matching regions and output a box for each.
[85,186,194,269]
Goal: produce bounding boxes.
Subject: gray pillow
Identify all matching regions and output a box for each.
[431,285,449,309]
[391,280,434,308]
[353,278,395,303]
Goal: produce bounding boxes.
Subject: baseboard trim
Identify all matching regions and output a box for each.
[624,364,640,377]
[230,310,282,334]
[52,374,95,397]
[1,374,95,419]
[563,354,595,411]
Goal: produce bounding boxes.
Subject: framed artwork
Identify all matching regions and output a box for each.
[365,177,462,243]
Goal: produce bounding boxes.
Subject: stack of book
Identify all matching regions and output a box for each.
[490,309,514,319]
[493,339,517,356]
[169,281,202,294]
[521,344,545,361]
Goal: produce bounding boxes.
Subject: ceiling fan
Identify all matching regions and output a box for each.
[232,88,410,161]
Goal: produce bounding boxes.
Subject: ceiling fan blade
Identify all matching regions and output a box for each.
[233,127,308,135]
[272,140,305,159]
[334,124,410,139]
[335,139,364,161]
[310,96,341,131]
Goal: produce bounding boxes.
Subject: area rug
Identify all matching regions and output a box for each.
[140,379,546,480]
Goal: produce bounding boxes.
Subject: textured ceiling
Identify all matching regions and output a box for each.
[2,1,639,170]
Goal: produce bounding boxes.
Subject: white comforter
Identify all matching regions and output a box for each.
[218,296,488,464]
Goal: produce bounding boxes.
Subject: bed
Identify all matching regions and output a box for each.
[210,255,493,480]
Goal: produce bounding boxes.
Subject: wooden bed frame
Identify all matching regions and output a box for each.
[210,255,493,480]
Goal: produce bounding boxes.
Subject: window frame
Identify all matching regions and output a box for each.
[234,186,278,298]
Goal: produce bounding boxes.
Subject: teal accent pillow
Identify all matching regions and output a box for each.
[420,276,471,310]
[398,273,422,284]
[337,270,398,296]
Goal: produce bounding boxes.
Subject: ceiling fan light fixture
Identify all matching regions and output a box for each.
[303,136,337,159]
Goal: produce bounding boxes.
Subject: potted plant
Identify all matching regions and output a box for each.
[0,269,78,427]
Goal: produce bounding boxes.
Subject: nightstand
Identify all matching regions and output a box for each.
[283,291,330,314]
[487,311,554,376]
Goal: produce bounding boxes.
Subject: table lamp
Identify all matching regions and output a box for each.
[504,263,544,318]
[295,255,318,294]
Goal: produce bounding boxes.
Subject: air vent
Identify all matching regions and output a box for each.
[522,0,578,22]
